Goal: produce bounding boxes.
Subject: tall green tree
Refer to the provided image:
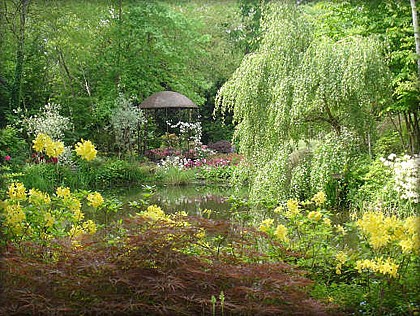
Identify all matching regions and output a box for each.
[216,2,392,202]
[1,0,30,115]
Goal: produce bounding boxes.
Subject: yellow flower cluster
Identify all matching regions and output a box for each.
[74,208,85,221]
[335,251,347,275]
[83,219,97,234]
[8,182,26,200]
[69,220,97,238]
[139,205,173,222]
[285,199,300,218]
[29,188,51,205]
[357,211,419,253]
[311,191,327,206]
[323,218,332,226]
[259,218,274,233]
[75,139,97,161]
[87,192,104,208]
[308,211,322,221]
[32,133,64,158]
[66,197,82,212]
[4,204,26,231]
[56,186,71,198]
[355,257,399,278]
[274,224,289,242]
[44,212,55,228]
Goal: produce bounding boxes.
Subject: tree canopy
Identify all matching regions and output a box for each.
[215,1,410,203]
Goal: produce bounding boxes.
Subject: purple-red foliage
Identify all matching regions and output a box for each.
[208,140,232,154]
[145,147,181,161]
[0,216,340,315]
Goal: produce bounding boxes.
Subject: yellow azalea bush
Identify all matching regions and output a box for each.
[0,183,103,245]
[32,133,64,158]
[75,139,97,161]
[355,257,399,278]
[136,205,194,230]
[257,191,339,271]
[356,211,419,255]
[258,191,419,313]
[258,191,419,278]
[87,192,104,208]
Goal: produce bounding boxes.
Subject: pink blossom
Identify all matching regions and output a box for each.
[4,155,11,161]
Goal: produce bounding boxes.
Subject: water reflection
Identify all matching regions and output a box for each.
[125,184,248,219]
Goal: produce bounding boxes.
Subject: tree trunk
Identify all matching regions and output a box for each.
[410,0,420,153]
[10,0,29,110]
[410,0,420,77]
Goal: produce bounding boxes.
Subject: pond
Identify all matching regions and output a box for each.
[122,184,249,219]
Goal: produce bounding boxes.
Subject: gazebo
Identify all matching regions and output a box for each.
[139,91,198,153]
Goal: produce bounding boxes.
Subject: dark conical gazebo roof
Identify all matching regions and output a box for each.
[139,91,198,109]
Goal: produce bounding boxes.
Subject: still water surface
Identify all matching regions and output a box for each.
[120,184,249,219]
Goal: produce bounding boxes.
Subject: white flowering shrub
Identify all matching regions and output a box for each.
[167,121,202,148]
[17,103,72,140]
[109,94,146,155]
[158,155,188,170]
[381,154,420,204]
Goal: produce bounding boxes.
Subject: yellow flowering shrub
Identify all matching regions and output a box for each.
[138,205,173,223]
[259,218,274,233]
[44,212,55,228]
[4,204,26,234]
[311,191,326,206]
[8,182,27,200]
[1,183,102,244]
[56,187,71,198]
[286,199,300,217]
[75,139,97,161]
[29,189,51,205]
[32,133,50,152]
[87,192,104,208]
[45,139,65,158]
[64,197,82,212]
[356,211,419,253]
[274,224,289,242]
[335,251,347,275]
[355,257,399,278]
[32,133,64,158]
[307,211,322,221]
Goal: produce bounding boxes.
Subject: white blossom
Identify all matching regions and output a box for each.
[382,154,420,203]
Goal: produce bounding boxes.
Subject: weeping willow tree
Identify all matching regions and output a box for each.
[216,3,391,203]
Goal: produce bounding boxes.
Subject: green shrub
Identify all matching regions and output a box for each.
[373,131,404,157]
[19,163,60,192]
[197,165,235,182]
[0,126,28,170]
[259,193,419,315]
[155,166,196,185]
[93,158,151,188]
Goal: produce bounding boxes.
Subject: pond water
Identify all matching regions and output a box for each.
[121,184,249,219]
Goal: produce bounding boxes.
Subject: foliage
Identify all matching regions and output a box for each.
[93,158,153,189]
[198,165,235,183]
[18,157,152,193]
[14,102,72,141]
[0,207,337,315]
[215,2,394,206]
[351,154,419,216]
[259,192,420,315]
[207,140,233,154]
[0,0,243,148]
[0,182,101,245]
[154,166,197,186]
[0,126,28,170]
[109,93,145,156]
[308,131,362,209]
